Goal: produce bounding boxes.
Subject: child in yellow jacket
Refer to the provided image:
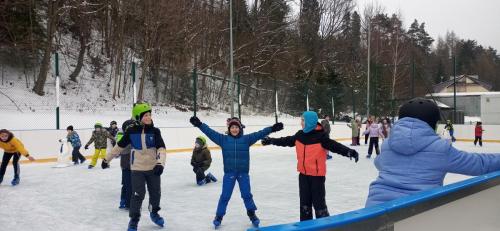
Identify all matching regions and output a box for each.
[0,129,35,185]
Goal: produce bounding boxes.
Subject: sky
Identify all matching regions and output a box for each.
[355,0,500,52]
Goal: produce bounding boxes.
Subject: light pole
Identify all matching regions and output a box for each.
[229,0,236,118]
[366,21,371,119]
[449,43,457,123]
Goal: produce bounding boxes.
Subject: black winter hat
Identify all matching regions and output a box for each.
[110,121,117,126]
[67,126,74,131]
[398,97,441,130]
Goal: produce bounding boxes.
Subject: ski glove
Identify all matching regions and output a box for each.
[271,122,284,132]
[153,164,164,176]
[190,116,202,127]
[101,159,110,169]
[84,145,89,150]
[261,137,272,146]
[347,149,359,163]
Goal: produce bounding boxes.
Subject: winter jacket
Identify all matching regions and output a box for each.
[475,125,484,137]
[66,131,82,147]
[106,124,166,171]
[107,127,119,137]
[381,124,391,138]
[0,132,30,157]
[116,131,132,169]
[347,120,360,137]
[191,145,212,172]
[199,123,272,174]
[444,122,454,131]
[320,119,331,136]
[85,129,114,149]
[365,117,500,207]
[267,123,352,176]
[364,123,384,138]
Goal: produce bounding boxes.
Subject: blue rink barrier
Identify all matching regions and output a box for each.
[249,171,500,231]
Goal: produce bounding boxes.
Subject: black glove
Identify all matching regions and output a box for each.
[261,137,272,146]
[347,149,359,163]
[271,122,284,132]
[153,164,164,176]
[84,145,89,150]
[58,139,62,143]
[190,116,202,127]
[101,159,110,169]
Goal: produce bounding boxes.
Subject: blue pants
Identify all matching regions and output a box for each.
[121,168,132,208]
[216,172,256,216]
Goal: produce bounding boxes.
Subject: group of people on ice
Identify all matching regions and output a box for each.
[1,97,500,231]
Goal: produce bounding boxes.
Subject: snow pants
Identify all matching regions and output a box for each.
[71,146,86,164]
[215,172,256,216]
[299,173,329,221]
[121,168,132,208]
[90,148,106,167]
[0,152,20,182]
[130,170,161,220]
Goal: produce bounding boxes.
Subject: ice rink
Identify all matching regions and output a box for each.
[0,141,497,231]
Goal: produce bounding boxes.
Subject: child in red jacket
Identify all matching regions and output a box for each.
[261,111,358,221]
[474,121,484,147]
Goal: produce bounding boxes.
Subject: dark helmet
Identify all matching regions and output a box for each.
[121,119,137,133]
[110,121,117,126]
[398,97,441,130]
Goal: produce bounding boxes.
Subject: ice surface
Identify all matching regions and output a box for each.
[0,142,497,231]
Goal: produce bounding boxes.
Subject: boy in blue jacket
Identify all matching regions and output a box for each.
[190,116,283,228]
[365,98,500,207]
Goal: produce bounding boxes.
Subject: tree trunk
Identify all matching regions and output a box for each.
[33,1,58,95]
[69,34,86,82]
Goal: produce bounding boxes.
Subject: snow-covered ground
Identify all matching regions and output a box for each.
[1,141,494,231]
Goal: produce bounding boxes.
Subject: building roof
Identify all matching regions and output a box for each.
[433,75,493,93]
[426,91,500,97]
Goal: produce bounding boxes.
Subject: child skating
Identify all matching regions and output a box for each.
[102,103,167,231]
[261,111,358,221]
[62,125,86,165]
[190,116,283,228]
[364,118,384,158]
[191,136,217,185]
[474,121,484,147]
[84,122,115,169]
[0,129,35,185]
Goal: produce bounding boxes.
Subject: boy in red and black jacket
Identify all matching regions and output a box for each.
[474,121,484,147]
[261,111,358,221]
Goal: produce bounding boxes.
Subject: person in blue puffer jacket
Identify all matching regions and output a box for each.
[365,98,500,207]
[190,116,283,228]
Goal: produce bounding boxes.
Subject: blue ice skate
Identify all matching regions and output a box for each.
[150,212,165,227]
[213,215,223,229]
[207,173,218,182]
[88,165,94,169]
[197,179,207,186]
[127,219,138,231]
[248,210,260,228]
[119,199,127,209]
[11,177,19,186]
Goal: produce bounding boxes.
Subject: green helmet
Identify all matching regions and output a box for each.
[94,122,103,128]
[196,136,207,146]
[132,102,152,121]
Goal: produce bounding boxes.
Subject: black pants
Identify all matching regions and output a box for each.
[193,167,208,182]
[71,146,86,163]
[130,170,161,220]
[0,152,20,181]
[121,168,132,208]
[299,174,329,221]
[474,136,483,146]
[368,137,380,156]
[364,134,369,144]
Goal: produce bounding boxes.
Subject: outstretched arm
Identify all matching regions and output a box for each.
[264,134,297,147]
[321,136,358,162]
[246,127,273,145]
[199,123,224,146]
[446,145,500,175]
